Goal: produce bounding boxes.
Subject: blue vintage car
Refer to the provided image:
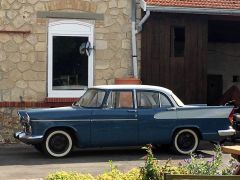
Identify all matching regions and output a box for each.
[14,85,236,157]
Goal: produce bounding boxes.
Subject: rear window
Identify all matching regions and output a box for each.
[137,91,160,109]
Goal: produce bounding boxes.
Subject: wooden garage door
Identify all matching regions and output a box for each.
[141,13,208,104]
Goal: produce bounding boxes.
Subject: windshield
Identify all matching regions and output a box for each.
[171,93,184,107]
[77,89,106,108]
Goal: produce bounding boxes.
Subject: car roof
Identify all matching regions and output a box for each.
[93,85,173,95]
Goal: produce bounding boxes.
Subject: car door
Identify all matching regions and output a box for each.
[137,90,177,144]
[91,90,138,146]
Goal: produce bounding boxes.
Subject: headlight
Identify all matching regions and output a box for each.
[24,113,30,124]
[18,112,31,134]
[18,112,30,124]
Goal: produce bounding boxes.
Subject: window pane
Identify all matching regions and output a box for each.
[171,27,185,57]
[52,36,88,90]
[137,91,160,109]
[160,94,172,108]
[79,89,105,108]
[106,91,133,109]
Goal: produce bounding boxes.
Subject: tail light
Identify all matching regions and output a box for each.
[228,109,235,125]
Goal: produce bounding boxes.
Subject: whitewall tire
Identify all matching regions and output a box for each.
[172,129,199,155]
[44,130,73,158]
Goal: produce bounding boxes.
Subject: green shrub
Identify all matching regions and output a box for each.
[46,145,238,180]
[124,168,142,180]
[45,162,141,180]
[180,145,239,176]
[222,158,239,175]
[140,144,161,180]
[97,162,141,180]
[46,171,94,180]
[140,144,188,180]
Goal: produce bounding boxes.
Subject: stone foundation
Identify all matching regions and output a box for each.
[0,107,20,143]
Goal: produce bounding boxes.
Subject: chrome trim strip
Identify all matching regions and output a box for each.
[31,119,138,122]
[92,119,138,121]
[31,119,90,122]
[133,89,137,109]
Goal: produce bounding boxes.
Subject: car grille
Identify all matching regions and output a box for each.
[18,112,31,134]
[22,123,31,134]
[22,124,32,134]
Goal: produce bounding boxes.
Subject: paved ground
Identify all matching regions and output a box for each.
[0,142,236,180]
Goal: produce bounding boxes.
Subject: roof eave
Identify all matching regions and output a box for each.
[144,5,240,16]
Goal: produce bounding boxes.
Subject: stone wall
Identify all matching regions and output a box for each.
[0,0,139,101]
[0,107,20,143]
[0,0,143,143]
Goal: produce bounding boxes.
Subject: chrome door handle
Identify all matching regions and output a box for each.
[167,107,176,111]
[127,109,137,113]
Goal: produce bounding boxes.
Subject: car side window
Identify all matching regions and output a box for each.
[79,89,105,108]
[137,91,160,109]
[160,94,172,108]
[106,90,134,109]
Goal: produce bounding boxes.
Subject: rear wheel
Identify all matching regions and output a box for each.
[43,130,73,158]
[172,129,199,154]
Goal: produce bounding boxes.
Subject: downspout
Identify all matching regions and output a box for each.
[137,10,150,33]
[131,0,150,78]
[131,0,138,78]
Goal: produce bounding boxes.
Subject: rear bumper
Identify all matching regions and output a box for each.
[218,127,236,137]
[14,132,43,144]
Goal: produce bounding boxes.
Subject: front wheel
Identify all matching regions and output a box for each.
[172,129,199,154]
[43,130,73,158]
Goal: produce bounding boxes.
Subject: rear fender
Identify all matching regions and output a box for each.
[170,125,202,140]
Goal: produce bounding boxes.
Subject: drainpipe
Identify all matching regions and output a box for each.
[131,0,150,78]
[131,0,138,78]
[136,10,150,33]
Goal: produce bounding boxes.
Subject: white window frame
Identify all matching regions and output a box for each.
[48,20,94,98]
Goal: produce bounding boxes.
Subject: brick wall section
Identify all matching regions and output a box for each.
[0,98,79,107]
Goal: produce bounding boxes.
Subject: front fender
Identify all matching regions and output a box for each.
[43,125,79,137]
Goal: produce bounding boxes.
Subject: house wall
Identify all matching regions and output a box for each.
[208,43,240,93]
[0,0,141,143]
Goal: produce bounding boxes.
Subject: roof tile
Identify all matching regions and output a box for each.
[145,0,240,9]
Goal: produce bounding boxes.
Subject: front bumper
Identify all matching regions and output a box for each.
[14,132,43,144]
[218,127,236,137]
